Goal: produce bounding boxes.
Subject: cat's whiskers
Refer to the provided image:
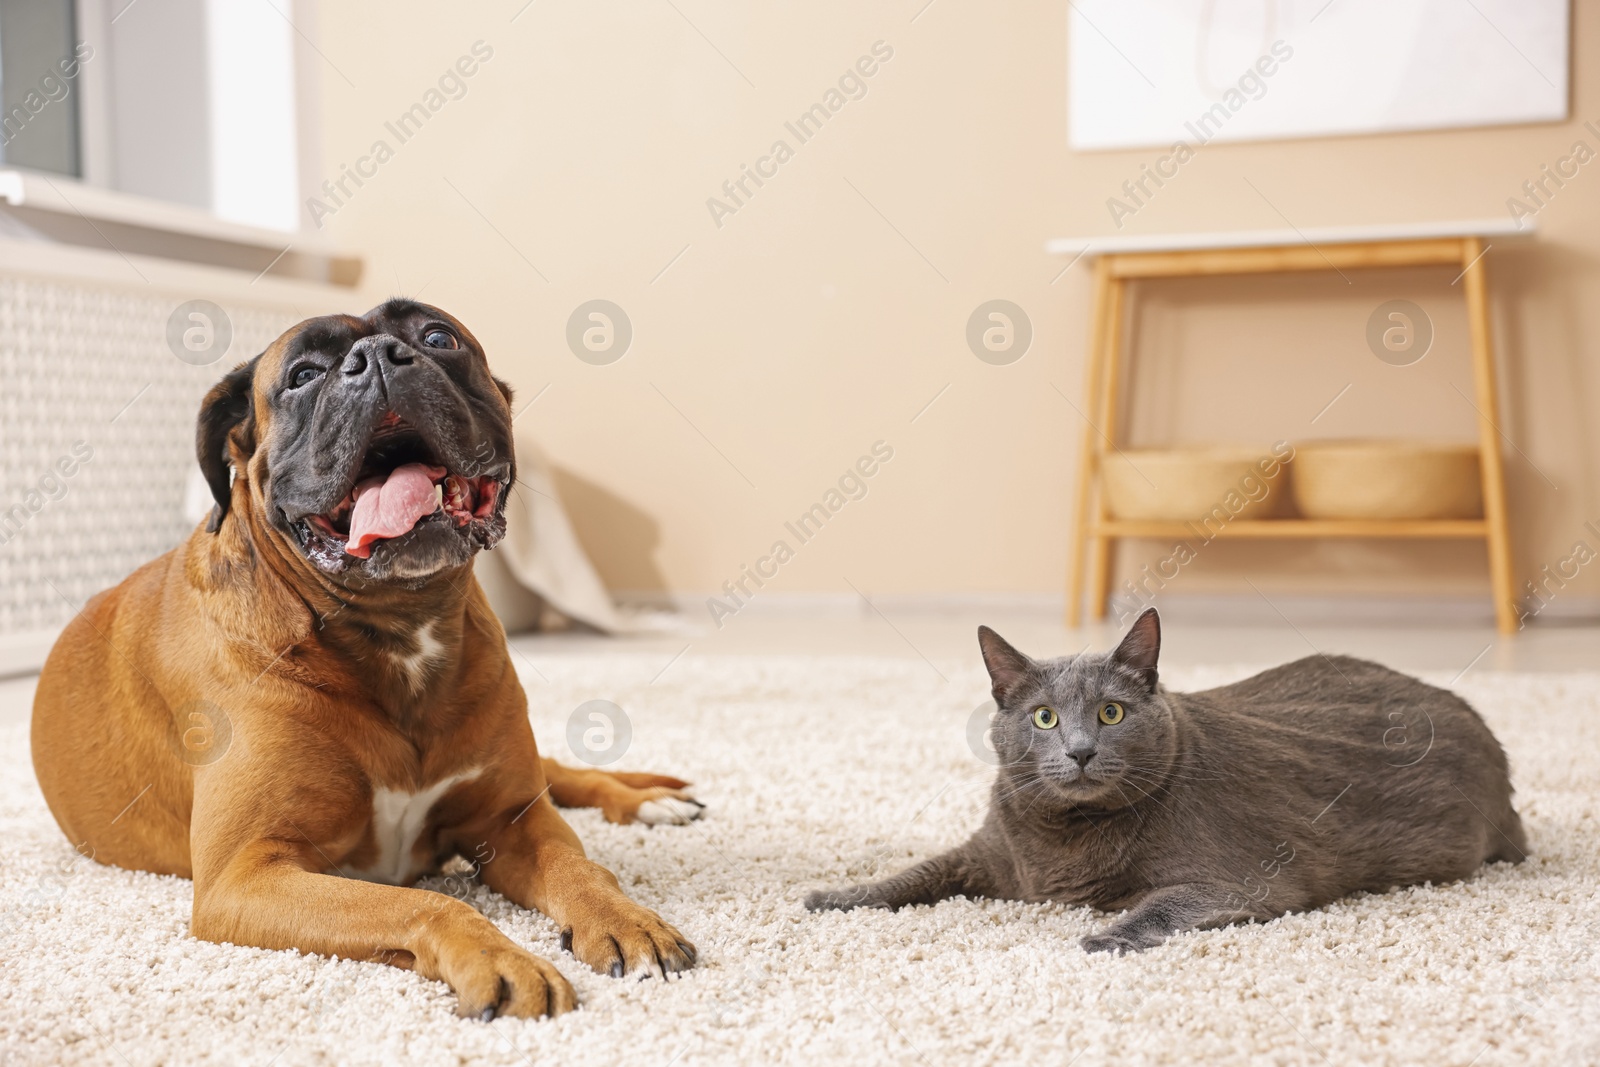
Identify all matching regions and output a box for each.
[1099,764,1192,819]
[998,764,1104,823]
[994,770,1053,808]
[1016,775,1058,818]
[1017,757,1099,815]
[1109,782,1147,821]
[1117,769,1183,808]
[1112,775,1164,813]
[1132,766,1225,783]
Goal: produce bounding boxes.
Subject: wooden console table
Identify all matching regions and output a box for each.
[1047,219,1532,634]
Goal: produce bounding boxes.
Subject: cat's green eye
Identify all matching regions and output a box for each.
[1032,706,1058,729]
[1099,702,1125,726]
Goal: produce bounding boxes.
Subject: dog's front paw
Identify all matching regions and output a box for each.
[600,782,705,826]
[634,794,705,826]
[442,940,576,1020]
[562,899,696,980]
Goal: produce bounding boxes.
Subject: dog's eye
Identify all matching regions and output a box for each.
[289,365,324,389]
[422,328,459,350]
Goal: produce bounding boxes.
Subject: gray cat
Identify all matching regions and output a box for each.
[806,609,1526,953]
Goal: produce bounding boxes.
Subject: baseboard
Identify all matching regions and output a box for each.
[1114,592,1600,628]
[614,589,1068,620]
[616,590,1600,628]
[2,592,1590,680]
[0,627,61,680]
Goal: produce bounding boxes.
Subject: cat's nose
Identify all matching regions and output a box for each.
[1067,742,1097,767]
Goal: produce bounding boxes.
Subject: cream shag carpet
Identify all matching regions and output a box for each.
[2,655,1598,1066]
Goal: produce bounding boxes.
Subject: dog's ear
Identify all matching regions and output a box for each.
[196,356,260,533]
[492,375,514,408]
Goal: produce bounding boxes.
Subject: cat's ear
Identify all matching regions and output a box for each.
[1112,608,1161,691]
[978,626,1034,704]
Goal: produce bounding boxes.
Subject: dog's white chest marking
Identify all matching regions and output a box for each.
[349,768,480,885]
[391,620,443,690]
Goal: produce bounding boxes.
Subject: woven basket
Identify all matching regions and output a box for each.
[1101,446,1289,522]
[1292,441,1482,520]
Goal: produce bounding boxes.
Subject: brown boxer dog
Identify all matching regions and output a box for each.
[31,300,701,1020]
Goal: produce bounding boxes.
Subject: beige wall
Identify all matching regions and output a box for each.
[311,2,1600,617]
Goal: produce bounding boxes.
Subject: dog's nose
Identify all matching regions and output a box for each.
[342,335,412,376]
[1067,742,1097,767]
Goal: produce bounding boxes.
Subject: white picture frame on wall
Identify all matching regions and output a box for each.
[1068,0,1570,151]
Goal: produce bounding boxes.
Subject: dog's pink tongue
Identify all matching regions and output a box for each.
[346,463,446,558]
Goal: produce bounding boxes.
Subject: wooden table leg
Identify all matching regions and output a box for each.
[1460,237,1518,634]
[1067,258,1112,627]
[1088,276,1128,621]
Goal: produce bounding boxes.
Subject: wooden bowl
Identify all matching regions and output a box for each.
[1291,441,1482,520]
[1101,446,1290,523]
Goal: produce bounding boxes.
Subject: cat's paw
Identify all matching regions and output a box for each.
[1081,929,1159,955]
[804,886,886,913]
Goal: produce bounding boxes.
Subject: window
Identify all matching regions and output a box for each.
[0,0,84,178]
[0,0,300,232]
